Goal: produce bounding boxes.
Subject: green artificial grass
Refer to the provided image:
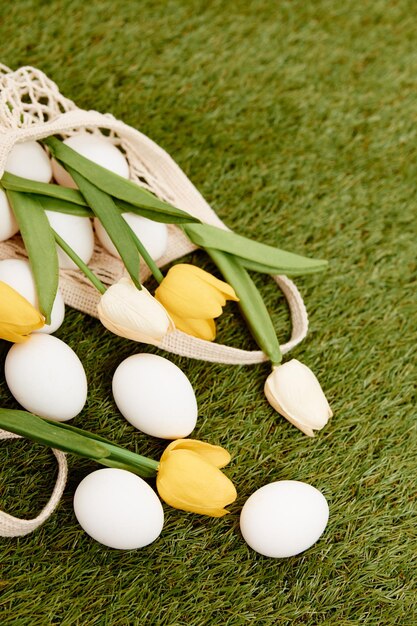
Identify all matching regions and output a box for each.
[0,0,416,624]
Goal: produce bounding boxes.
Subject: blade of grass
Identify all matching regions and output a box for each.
[6,190,59,324]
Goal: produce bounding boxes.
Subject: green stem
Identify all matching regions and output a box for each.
[52,229,106,295]
[0,409,159,478]
[128,229,164,284]
[100,441,160,475]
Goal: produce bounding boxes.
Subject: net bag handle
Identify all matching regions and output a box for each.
[0,429,67,537]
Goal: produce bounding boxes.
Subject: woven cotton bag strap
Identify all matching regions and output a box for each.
[0,429,67,537]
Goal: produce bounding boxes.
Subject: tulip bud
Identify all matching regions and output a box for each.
[264,359,332,437]
[155,263,239,341]
[0,280,44,342]
[156,439,237,517]
[97,277,175,346]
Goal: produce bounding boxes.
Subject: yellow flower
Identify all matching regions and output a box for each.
[97,277,175,346]
[155,264,239,341]
[0,280,44,342]
[156,439,237,517]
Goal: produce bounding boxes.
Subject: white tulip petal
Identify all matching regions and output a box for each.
[97,278,174,345]
[264,359,332,436]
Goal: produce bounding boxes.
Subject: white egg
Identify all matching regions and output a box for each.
[73,468,164,549]
[45,210,95,269]
[240,480,329,558]
[0,188,19,241]
[94,214,168,261]
[5,141,52,182]
[52,133,130,188]
[112,353,198,439]
[0,259,65,334]
[5,334,87,421]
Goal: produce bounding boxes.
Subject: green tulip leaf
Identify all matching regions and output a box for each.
[2,165,197,223]
[1,171,88,206]
[0,409,159,478]
[0,409,110,459]
[66,166,141,289]
[6,190,59,324]
[207,248,282,365]
[43,419,159,477]
[237,257,328,275]
[32,194,93,217]
[43,136,199,224]
[114,197,193,224]
[184,223,328,275]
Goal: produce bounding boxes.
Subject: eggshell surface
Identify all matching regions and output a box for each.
[45,210,95,269]
[0,259,65,333]
[240,480,329,558]
[73,468,164,549]
[52,133,130,188]
[5,141,52,182]
[0,188,19,241]
[94,214,168,261]
[5,334,88,421]
[112,353,198,439]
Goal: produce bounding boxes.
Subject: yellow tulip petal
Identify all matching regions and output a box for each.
[0,282,42,321]
[0,281,44,342]
[154,264,238,342]
[156,274,225,318]
[175,264,239,301]
[167,311,216,341]
[157,449,237,516]
[162,439,231,468]
[0,327,31,343]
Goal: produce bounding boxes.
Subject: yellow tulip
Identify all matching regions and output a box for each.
[155,264,239,341]
[156,439,237,517]
[0,280,44,342]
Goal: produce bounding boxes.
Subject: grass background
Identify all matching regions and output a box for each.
[0,0,416,624]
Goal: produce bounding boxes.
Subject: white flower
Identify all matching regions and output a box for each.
[97,278,175,346]
[264,359,332,437]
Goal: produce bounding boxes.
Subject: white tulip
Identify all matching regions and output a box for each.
[97,278,175,346]
[264,359,332,437]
